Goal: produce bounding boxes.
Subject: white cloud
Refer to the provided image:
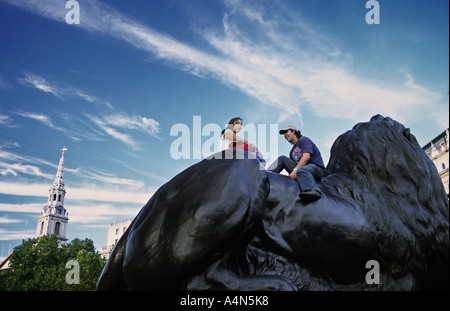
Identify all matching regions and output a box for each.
[103,114,159,136]
[4,0,444,125]
[83,169,146,188]
[0,200,140,226]
[15,110,54,128]
[0,228,34,241]
[0,115,18,128]
[0,182,48,198]
[0,149,59,178]
[85,113,160,149]
[0,181,154,205]
[75,90,113,109]
[14,72,160,145]
[203,1,443,124]
[66,185,153,204]
[0,149,42,163]
[91,0,442,124]
[0,201,139,226]
[19,72,112,109]
[13,110,83,142]
[0,216,23,224]
[0,161,54,179]
[20,73,62,98]
[0,149,154,210]
[0,180,151,228]
[0,178,149,224]
[0,202,43,214]
[65,203,140,224]
[106,155,168,183]
[106,114,160,137]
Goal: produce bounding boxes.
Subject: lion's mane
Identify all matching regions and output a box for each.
[321,115,449,289]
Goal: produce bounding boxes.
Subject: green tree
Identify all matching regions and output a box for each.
[0,235,106,291]
[64,238,106,291]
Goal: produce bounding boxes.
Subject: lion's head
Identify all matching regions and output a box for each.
[312,115,449,289]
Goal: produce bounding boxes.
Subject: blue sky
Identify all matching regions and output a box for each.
[0,0,448,258]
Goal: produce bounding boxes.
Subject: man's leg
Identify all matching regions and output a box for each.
[267,156,296,173]
[296,164,325,201]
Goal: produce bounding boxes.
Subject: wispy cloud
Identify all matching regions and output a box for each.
[0,148,155,206]
[15,111,54,128]
[20,73,62,98]
[11,0,444,125]
[0,228,34,241]
[64,203,140,224]
[0,182,49,198]
[0,181,153,205]
[13,110,82,141]
[3,0,444,125]
[85,113,160,149]
[0,148,152,223]
[19,72,112,109]
[0,202,43,214]
[106,155,168,183]
[0,148,56,170]
[0,183,149,225]
[75,90,113,109]
[0,115,18,128]
[206,0,443,124]
[82,168,146,189]
[14,71,161,147]
[108,114,160,137]
[0,201,139,225]
[12,106,159,148]
[0,215,23,224]
[0,161,54,179]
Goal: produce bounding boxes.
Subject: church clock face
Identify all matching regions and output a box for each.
[57,208,62,214]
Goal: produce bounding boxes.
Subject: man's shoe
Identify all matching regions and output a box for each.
[299,189,321,201]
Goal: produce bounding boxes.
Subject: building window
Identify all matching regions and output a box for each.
[53,194,57,201]
[40,222,44,235]
[58,194,61,202]
[55,222,61,236]
[115,228,119,235]
[443,163,446,170]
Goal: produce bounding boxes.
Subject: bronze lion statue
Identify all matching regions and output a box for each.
[97,115,449,290]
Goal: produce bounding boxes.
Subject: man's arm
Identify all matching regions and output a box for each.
[289,153,311,179]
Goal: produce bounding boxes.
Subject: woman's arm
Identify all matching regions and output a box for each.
[225,130,258,152]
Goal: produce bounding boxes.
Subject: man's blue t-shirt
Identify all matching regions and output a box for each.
[289,136,325,168]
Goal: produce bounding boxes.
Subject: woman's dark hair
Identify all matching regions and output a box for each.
[221,117,243,135]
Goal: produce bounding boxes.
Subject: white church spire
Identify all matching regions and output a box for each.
[52,146,67,190]
[36,147,69,245]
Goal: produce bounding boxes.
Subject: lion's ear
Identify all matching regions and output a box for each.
[403,128,411,140]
